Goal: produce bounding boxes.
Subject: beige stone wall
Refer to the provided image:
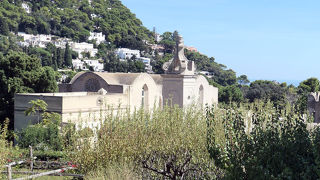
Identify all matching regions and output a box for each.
[195,75,218,108]
[162,75,184,107]
[161,74,218,108]
[14,92,129,131]
[182,75,197,107]
[61,93,128,124]
[127,73,162,110]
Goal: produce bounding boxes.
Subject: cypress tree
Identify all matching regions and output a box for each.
[56,48,64,68]
[64,42,72,67]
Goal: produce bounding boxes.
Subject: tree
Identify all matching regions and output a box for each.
[0,17,10,36]
[237,75,250,85]
[298,78,320,93]
[56,48,64,68]
[0,52,57,128]
[64,42,72,67]
[134,60,145,72]
[244,80,286,108]
[213,69,237,86]
[27,47,52,67]
[118,35,147,51]
[19,99,63,151]
[296,78,320,113]
[207,103,320,179]
[89,66,94,71]
[219,85,243,103]
[159,32,175,54]
[25,99,48,123]
[36,66,58,92]
[103,52,119,72]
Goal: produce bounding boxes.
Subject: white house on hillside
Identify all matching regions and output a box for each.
[54,38,71,48]
[70,42,98,59]
[137,57,152,72]
[21,2,31,14]
[88,32,105,45]
[18,32,53,48]
[72,59,103,72]
[84,59,104,71]
[72,59,86,70]
[115,48,140,60]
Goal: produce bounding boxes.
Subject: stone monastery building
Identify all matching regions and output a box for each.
[14,36,218,131]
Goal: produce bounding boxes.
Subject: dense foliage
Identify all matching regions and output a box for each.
[18,100,63,151]
[99,50,146,73]
[68,106,219,179]
[207,102,320,179]
[244,80,287,107]
[0,50,57,127]
[0,0,154,45]
[0,119,11,172]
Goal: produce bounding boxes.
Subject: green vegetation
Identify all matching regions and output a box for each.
[0,0,154,45]
[18,100,63,151]
[101,52,146,73]
[207,102,320,179]
[0,51,58,128]
[68,105,217,179]
[1,0,320,179]
[4,98,320,179]
[0,119,11,171]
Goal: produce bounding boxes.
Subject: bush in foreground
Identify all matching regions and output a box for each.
[68,105,221,179]
[207,102,320,179]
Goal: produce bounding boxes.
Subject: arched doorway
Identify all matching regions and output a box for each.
[199,85,204,107]
[141,84,149,109]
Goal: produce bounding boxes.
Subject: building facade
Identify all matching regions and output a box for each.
[14,36,218,131]
[88,32,105,45]
[115,48,140,60]
[70,42,98,58]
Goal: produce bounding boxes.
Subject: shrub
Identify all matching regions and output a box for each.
[68,105,220,179]
[18,112,63,151]
[0,119,11,171]
[207,102,320,179]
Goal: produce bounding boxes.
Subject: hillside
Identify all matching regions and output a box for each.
[0,0,306,110]
[0,0,154,45]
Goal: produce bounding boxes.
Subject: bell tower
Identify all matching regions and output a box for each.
[162,35,198,107]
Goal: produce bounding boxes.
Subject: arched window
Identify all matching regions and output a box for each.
[199,85,204,107]
[142,84,149,108]
[85,78,100,92]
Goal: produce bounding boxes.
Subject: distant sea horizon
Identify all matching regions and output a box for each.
[249,79,302,87]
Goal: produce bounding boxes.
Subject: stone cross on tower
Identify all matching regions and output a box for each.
[163,35,196,75]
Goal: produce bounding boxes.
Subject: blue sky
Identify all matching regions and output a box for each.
[121,0,320,83]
